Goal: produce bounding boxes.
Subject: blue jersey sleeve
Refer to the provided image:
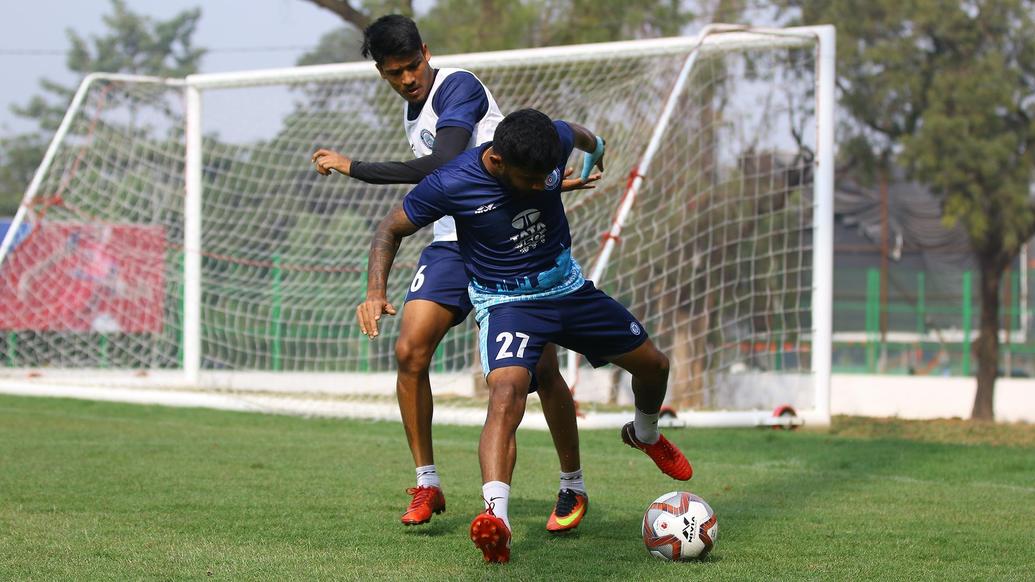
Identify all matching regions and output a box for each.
[432,71,489,133]
[402,172,450,228]
[554,120,576,162]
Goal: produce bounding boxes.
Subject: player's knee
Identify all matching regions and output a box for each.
[488,375,529,409]
[395,337,434,374]
[643,350,670,384]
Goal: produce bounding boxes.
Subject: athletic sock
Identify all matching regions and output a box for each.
[633,408,661,444]
[482,481,511,531]
[559,468,585,495]
[416,464,441,489]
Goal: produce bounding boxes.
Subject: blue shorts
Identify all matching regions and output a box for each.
[477,281,649,380]
[404,241,473,326]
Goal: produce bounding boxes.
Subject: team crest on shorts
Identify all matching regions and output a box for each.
[545,168,561,189]
[420,129,435,149]
[630,322,642,336]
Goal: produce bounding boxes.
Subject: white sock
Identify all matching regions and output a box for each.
[416,464,441,489]
[559,468,585,494]
[633,408,661,444]
[482,481,511,530]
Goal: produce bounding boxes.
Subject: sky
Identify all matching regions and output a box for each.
[0,0,409,137]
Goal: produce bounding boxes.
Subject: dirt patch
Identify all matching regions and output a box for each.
[830,415,1035,447]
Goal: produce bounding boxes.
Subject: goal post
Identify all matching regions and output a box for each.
[0,25,835,427]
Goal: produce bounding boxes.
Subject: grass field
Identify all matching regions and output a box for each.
[2,394,1034,580]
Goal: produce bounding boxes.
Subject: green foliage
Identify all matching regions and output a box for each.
[0,134,45,215]
[418,0,544,53]
[784,0,1035,256]
[295,27,365,66]
[67,0,204,76]
[299,0,694,65]
[424,0,693,51]
[0,0,205,217]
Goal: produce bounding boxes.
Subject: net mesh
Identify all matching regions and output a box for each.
[0,33,821,414]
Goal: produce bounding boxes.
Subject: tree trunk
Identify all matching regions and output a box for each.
[305,0,372,30]
[971,252,1008,421]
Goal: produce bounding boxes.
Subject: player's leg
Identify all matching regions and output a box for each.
[605,338,692,481]
[469,302,553,563]
[534,344,588,533]
[396,242,471,525]
[606,339,669,425]
[480,365,532,486]
[395,298,454,525]
[554,282,692,481]
[535,344,580,472]
[471,365,531,564]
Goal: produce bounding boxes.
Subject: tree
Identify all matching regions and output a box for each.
[300,0,693,61]
[0,0,205,216]
[782,0,1035,420]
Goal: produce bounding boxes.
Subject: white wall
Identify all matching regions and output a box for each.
[831,375,1035,422]
[3,369,1033,423]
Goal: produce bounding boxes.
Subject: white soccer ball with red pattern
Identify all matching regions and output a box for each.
[642,491,718,561]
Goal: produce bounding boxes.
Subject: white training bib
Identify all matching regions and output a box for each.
[404,68,504,242]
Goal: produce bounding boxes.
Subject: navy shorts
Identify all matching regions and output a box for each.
[477,281,649,380]
[404,241,473,326]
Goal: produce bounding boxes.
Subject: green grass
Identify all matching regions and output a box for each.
[1,395,1033,580]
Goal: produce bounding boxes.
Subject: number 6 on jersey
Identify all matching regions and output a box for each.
[410,264,427,292]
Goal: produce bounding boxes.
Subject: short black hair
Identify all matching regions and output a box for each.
[361,15,423,64]
[493,109,562,173]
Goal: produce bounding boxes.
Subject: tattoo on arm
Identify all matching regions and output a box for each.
[367,204,421,297]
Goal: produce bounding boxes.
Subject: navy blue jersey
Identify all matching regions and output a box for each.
[403,120,577,295]
[432,71,490,132]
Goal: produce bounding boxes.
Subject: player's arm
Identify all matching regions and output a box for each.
[357,174,448,337]
[357,203,420,338]
[311,126,472,184]
[559,121,606,191]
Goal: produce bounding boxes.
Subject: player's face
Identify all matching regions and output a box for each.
[377,45,434,104]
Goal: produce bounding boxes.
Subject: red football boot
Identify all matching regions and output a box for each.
[621,421,693,481]
[400,486,446,525]
[469,508,511,564]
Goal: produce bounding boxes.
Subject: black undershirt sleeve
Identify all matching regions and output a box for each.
[348,126,472,184]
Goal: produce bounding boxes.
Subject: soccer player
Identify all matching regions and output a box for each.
[357,108,693,564]
[310,15,596,533]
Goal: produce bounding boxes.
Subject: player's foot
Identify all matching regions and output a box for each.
[470,509,511,563]
[546,488,588,533]
[401,486,446,525]
[621,421,693,481]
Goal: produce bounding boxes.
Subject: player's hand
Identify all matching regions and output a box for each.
[560,167,602,191]
[356,294,397,339]
[311,148,352,176]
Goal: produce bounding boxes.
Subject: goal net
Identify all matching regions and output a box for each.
[0,26,834,427]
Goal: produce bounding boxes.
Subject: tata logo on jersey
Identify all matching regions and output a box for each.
[545,168,561,189]
[511,209,541,229]
[509,208,547,254]
[420,129,435,149]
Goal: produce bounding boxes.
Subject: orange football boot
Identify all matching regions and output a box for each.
[546,488,588,533]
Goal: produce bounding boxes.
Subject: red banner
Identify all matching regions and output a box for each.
[0,223,167,333]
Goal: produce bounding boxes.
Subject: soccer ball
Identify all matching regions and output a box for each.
[642,491,718,561]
